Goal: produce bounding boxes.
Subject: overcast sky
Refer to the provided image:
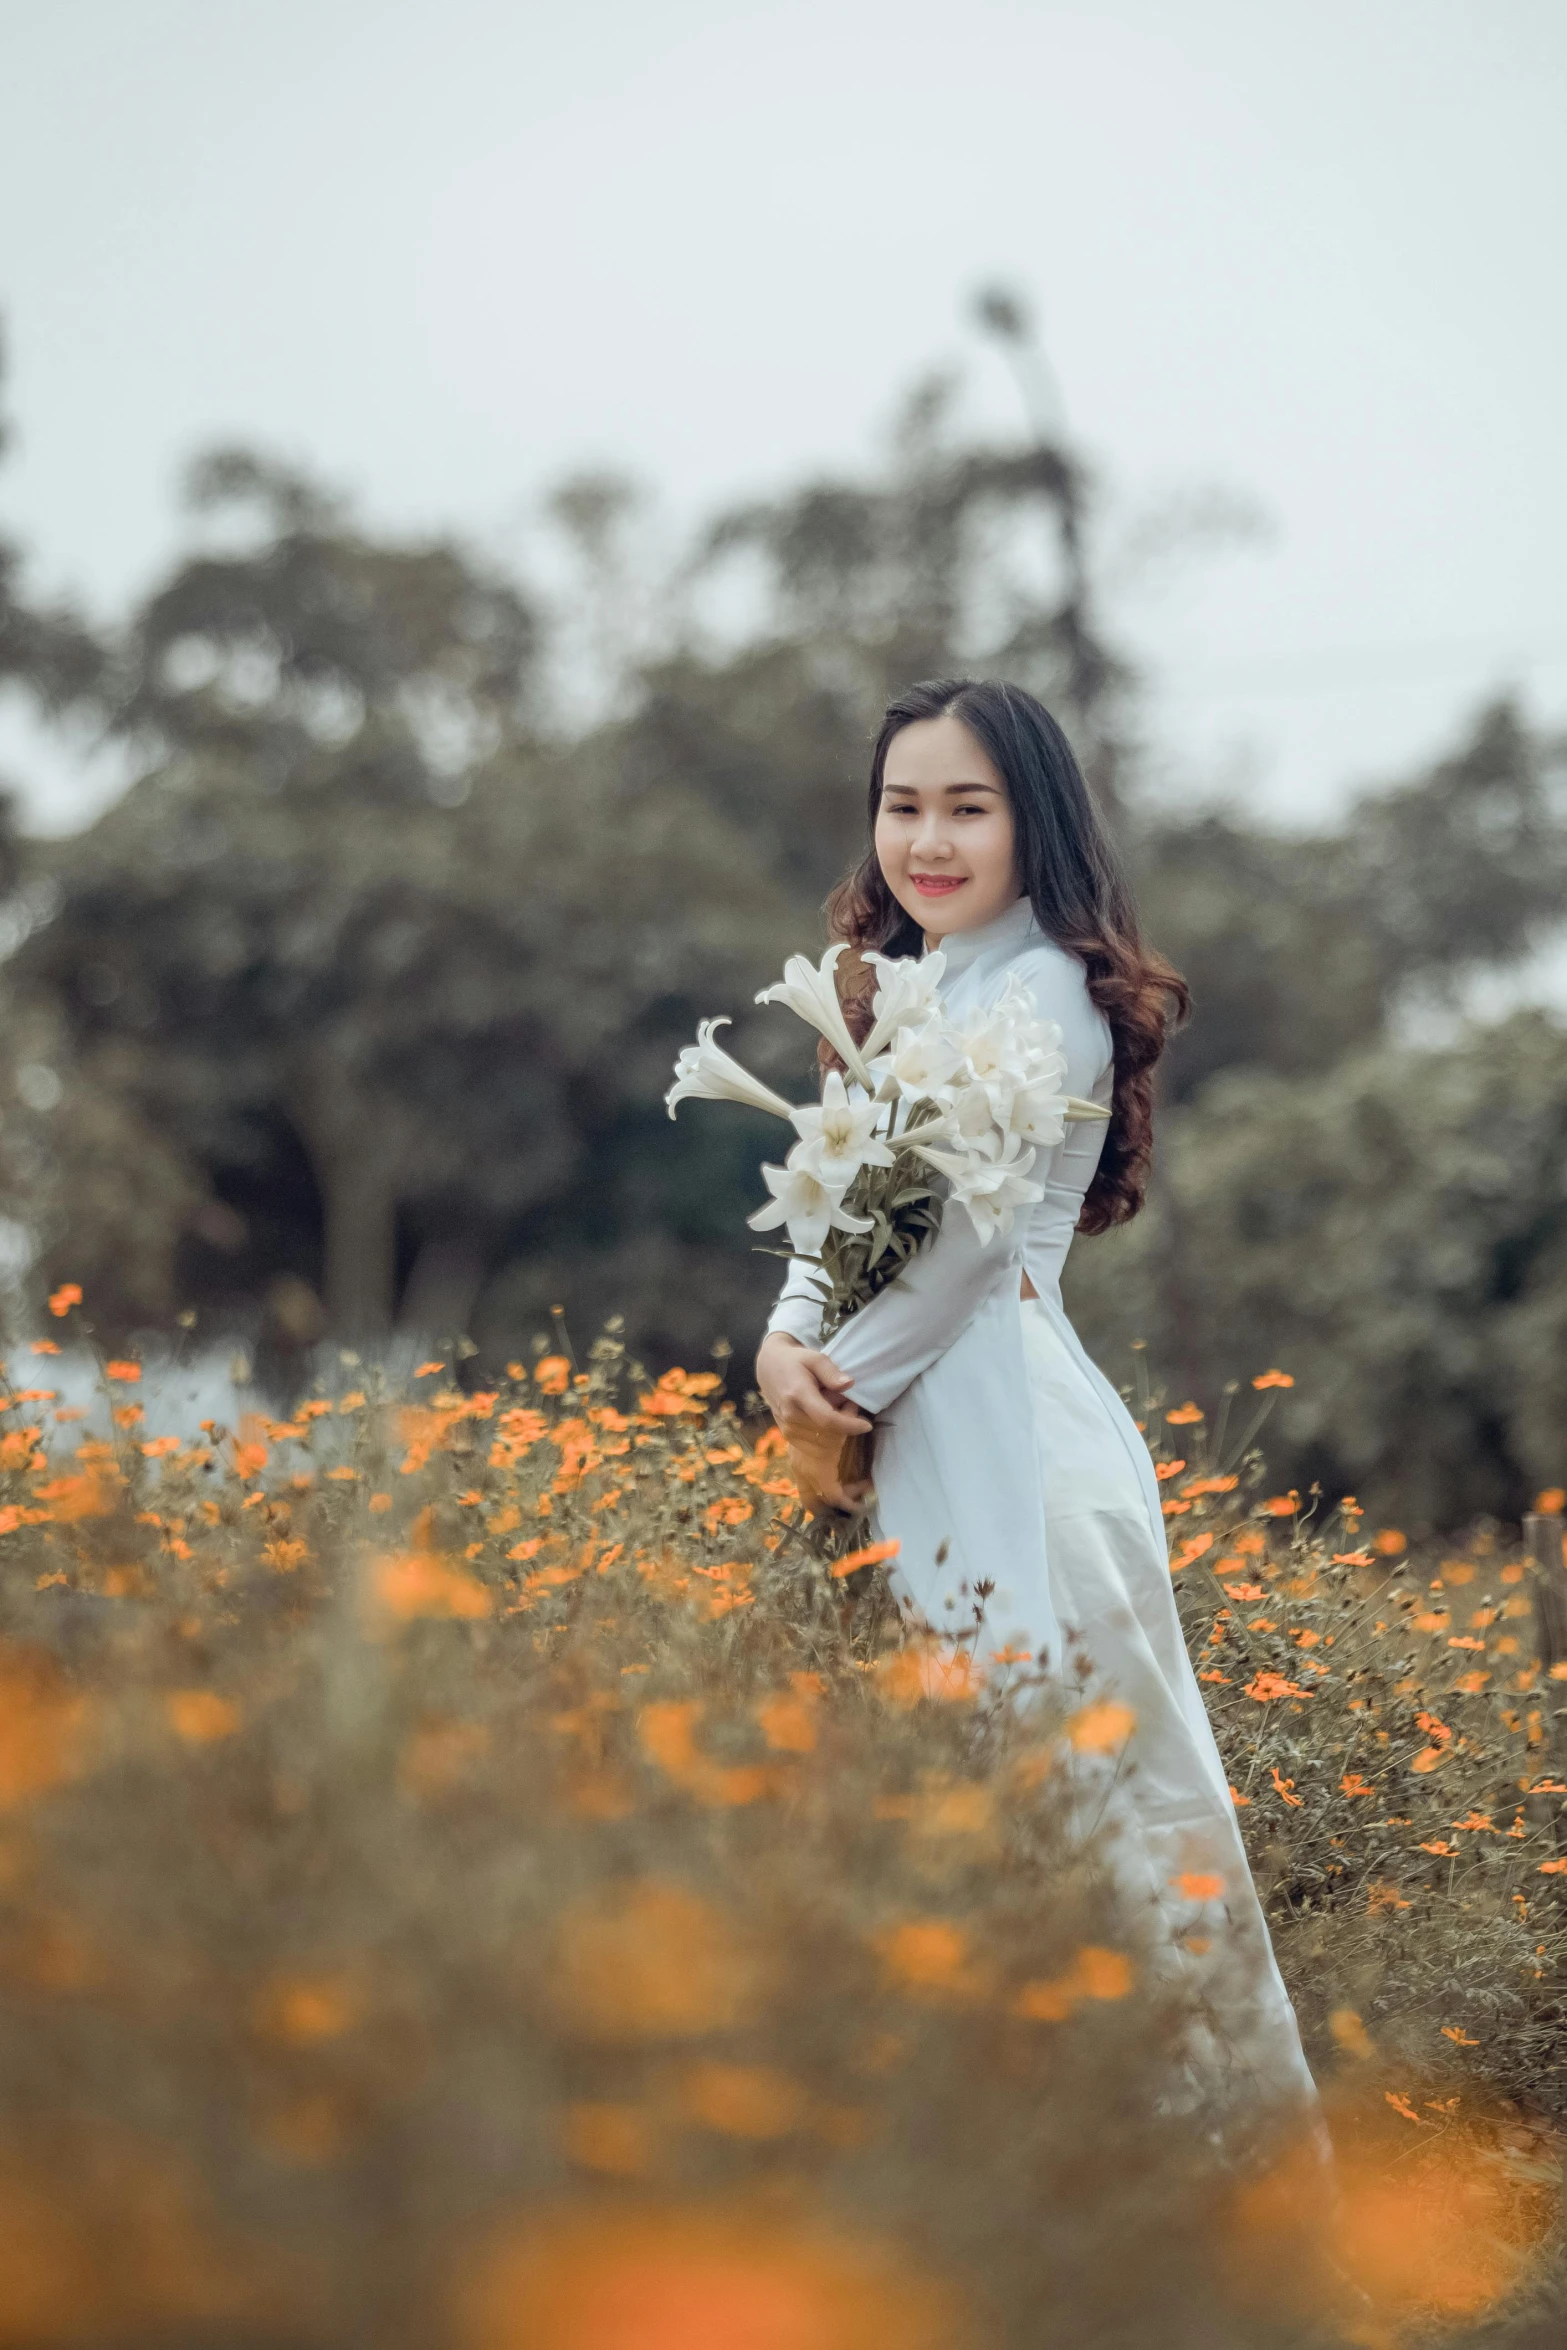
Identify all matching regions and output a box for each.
[2,0,1564,833]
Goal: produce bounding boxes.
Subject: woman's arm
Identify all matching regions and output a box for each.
[756,1256,873,1509]
[823,943,1111,1415]
[821,1187,1026,1414]
[764,1252,829,1349]
[754,1330,873,1512]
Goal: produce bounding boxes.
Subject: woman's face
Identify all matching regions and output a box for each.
[874,713,1022,942]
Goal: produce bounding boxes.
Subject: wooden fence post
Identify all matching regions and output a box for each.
[1523,1513,1567,1679]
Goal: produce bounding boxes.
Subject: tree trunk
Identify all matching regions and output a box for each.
[397,1232,488,1344]
[285,1051,399,1339]
[319,1157,397,1340]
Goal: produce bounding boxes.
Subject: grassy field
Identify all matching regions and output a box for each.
[1,1312,1564,2348]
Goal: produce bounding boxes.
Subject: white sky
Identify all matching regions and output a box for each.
[1,0,1564,833]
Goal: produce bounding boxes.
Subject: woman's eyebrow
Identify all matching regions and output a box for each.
[883,777,1002,796]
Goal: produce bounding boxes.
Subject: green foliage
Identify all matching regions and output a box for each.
[1141,701,1567,1104]
[1065,1008,1567,1526]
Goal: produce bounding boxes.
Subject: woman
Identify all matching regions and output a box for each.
[756,677,1317,2118]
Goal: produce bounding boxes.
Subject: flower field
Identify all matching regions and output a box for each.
[1,1308,1564,2348]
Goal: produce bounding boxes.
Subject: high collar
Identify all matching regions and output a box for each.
[922,892,1038,978]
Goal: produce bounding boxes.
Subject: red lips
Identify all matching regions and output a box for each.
[911,874,965,895]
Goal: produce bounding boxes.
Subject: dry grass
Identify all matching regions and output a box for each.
[0,1316,1564,2348]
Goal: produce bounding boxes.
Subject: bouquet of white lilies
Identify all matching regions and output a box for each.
[666,944,1109,1337]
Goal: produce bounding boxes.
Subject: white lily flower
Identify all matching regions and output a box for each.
[755,945,873,1087]
[870,1017,966,1106]
[1007,1076,1069,1149]
[748,1160,875,1258]
[860,948,948,1061]
[666,1018,798,1123]
[948,1080,1003,1147]
[913,1130,1044,1246]
[789,1070,896,1191]
[953,1004,1033,1124]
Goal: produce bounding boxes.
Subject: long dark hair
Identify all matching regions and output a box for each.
[824,677,1189,1233]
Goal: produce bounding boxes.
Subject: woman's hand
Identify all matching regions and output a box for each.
[755,1331,873,1514]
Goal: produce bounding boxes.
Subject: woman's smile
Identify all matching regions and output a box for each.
[873,713,1023,939]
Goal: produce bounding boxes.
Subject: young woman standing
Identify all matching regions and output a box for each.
[756,677,1317,2118]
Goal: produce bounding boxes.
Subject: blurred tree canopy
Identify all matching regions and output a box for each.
[2,329,1565,1523]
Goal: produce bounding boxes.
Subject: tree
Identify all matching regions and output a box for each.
[1067,1010,1567,1529]
[0,326,103,723]
[18,453,802,1345]
[1138,699,1567,1103]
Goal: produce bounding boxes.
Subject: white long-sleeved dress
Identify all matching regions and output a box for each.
[767,895,1316,2116]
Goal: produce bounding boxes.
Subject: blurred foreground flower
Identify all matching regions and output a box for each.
[457,2202,964,2350]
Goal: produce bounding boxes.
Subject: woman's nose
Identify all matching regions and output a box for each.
[914,814,951,857]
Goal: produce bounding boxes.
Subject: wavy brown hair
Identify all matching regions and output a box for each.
[824,677,1189,1234]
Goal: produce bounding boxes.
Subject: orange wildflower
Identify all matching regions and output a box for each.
[551,1880,770,2041]
[636,1366,719,1417]
[47,1283,82,1317]
[873,1644,980,1707]
[164,1691,241,1744]
[1270,1768,1303,1808]
[872,1919,981,2001]
[0,1645,95,1809]
[756,1680,821,1754]
[1066,1700,1137,1754]
[1165,1402,1204,1424]
[255,1972,362,2044]
[1251,1369,1294,1389]
[1015,1944,1135,2021]
[1244,1672,1307,1703]
[1172,1871,1225,1901]
[680,2061,808,2140]
[561,2104,654,2177]
[456,2202,957,2350]
[1328,2008,1374,2060]
[370,1509,492,1624]
[34,1471,115,1523]
[637,1700,778,1807]
[829,1536,900,1578]
[533,1356,572,1394]
[103,1359,141,1383]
